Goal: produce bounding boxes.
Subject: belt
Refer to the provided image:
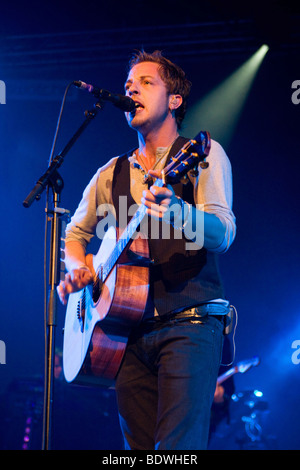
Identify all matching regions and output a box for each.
[180,303,230,316]
[167,308,226,324]
[145,303,230,323]
[140,303,233,335]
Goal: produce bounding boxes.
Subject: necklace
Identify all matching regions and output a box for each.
[136,136,179,184]
[136,150,164,184]
[136,150,154,173]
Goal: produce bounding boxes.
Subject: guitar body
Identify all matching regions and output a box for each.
[63,226,149,387]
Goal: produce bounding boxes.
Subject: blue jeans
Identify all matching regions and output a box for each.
[115,313,224,450]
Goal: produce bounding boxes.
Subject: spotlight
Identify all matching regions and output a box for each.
[184,45,269,147]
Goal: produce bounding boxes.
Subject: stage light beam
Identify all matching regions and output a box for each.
[184,45,269,147]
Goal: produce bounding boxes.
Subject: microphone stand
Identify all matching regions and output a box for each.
[23,101,102,450]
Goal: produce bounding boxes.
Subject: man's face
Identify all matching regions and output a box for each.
[124,61,171,133]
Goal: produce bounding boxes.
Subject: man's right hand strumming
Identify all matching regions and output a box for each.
[57,240,93,305]
[57,266,93,305]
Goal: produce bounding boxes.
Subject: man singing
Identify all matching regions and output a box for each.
[58,50,236,450]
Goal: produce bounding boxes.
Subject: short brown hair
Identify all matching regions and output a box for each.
[128,50,192,129]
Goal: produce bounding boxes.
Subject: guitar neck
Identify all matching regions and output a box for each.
[102,178,166,281]
[216,357,260,386]
[216,366,238,385]
[102,202,147,281]
[99,131,210,282]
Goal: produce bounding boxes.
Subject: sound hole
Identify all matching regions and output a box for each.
[92,273,103,304]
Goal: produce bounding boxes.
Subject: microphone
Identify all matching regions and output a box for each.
[73,80,136,112]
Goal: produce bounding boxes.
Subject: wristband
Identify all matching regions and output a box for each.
[172,197,191,231]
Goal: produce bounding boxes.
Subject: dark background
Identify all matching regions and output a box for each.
[0,0,299,450]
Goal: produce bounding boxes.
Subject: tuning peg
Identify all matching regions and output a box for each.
[180,174,190,185]
[190,168,199,177]
[200,161,209,169]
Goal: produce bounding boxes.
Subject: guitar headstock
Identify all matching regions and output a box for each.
[163,131,211,185]
[237,356,260,374]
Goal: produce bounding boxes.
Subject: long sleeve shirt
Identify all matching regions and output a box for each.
[65,138,236,255]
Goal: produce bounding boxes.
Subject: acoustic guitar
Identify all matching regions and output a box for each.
[63,131,211,387]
